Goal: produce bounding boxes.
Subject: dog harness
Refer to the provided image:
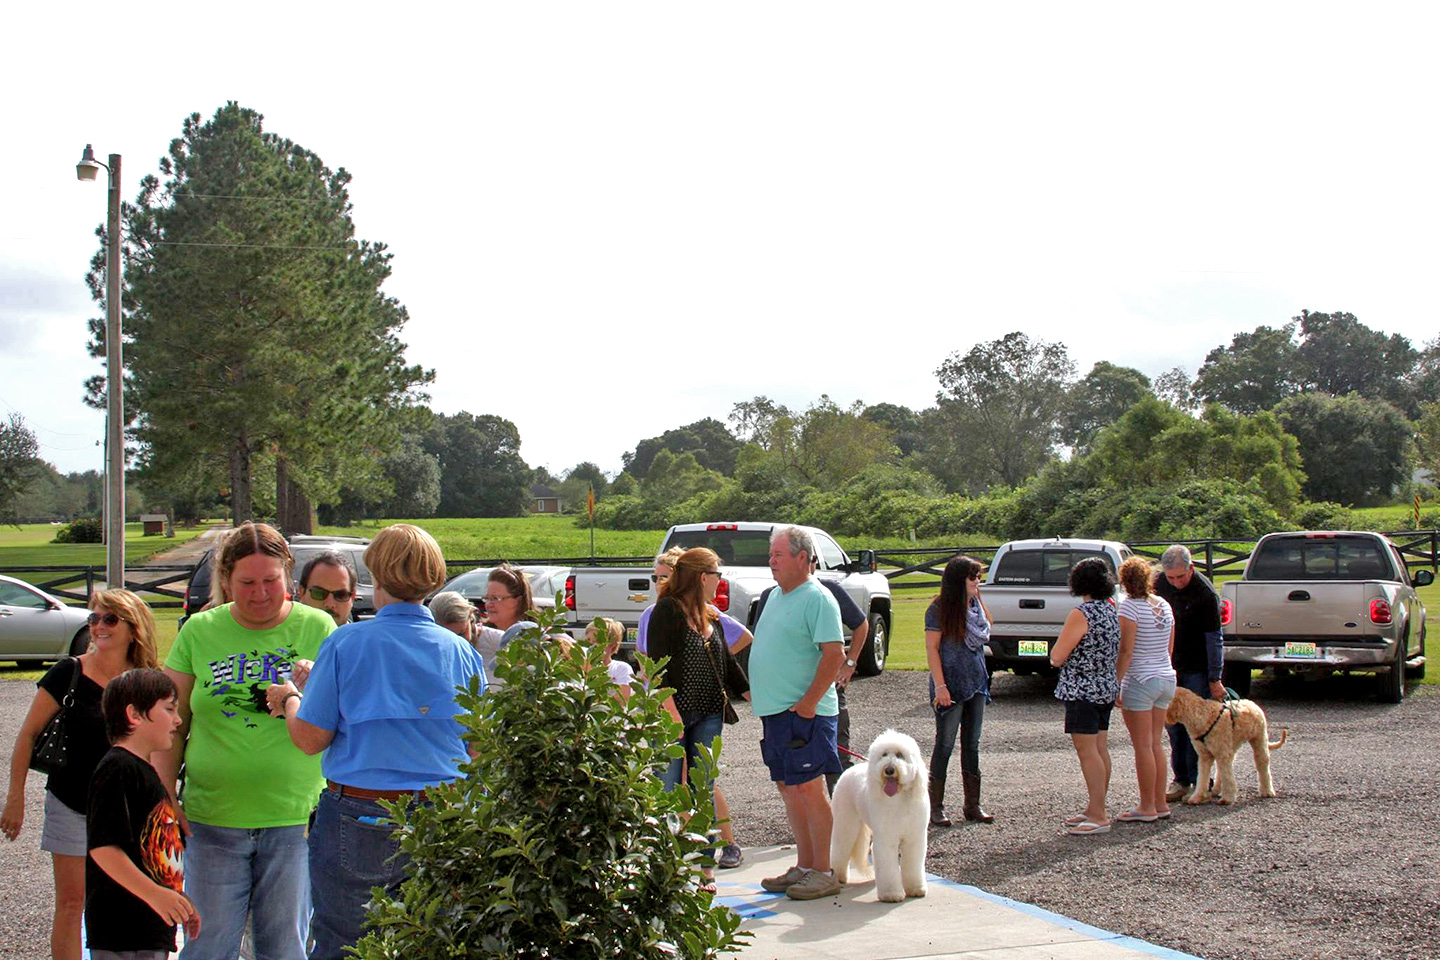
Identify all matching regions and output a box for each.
[1195,699,1235,745]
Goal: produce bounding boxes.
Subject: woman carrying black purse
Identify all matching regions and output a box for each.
[3,589,159,960]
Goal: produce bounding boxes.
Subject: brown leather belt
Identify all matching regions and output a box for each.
[326,779,426,801]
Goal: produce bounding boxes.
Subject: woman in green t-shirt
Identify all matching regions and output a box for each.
[156,522,335,960]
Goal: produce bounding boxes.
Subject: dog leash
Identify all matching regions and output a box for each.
[838,744,867,761]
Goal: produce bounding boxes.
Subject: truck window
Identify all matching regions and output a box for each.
[1248,536,1392,581]
[991,549,1115,585]
[815,534,846,571]
[663,529,773,567]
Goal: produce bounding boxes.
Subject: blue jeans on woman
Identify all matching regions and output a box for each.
[661,712,726,793]
[931,692,985,780]
[179,822,310,960]
[308,788,412,960]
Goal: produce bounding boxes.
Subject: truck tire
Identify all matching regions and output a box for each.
[1222,663,1252,699]
[1378,637,1406,704]
[856,611,887,677]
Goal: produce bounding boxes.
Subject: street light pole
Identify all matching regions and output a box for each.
[77,145,125,590]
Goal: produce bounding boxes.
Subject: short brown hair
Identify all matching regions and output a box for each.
[487,563,534,614]
[365,524,447,602]
[1119,556,1157,600]
[90,589,159,669]
[217,523,292,593]
[101,668,177,744]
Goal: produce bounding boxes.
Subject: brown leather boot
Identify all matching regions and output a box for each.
[962,772,994,823]
[929,777,952,827]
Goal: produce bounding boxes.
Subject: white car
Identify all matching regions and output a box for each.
[0,574,94,663]
[437,565,570,615]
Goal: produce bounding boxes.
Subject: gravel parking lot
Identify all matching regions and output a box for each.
[3,669,1437,960]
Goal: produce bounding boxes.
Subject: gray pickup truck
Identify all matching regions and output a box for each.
[1220,531,1431,703]
[982,538,1132,676]
[561,522,894,675]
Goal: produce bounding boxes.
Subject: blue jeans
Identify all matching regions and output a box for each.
[1168,671,1211,786]
[661,712,726,793]
[308,789,411,960]
[179,822,309,960]
[931,691,985,781]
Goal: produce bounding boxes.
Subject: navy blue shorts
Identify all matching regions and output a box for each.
[1064,698,1114,735]
[760,710,843,786]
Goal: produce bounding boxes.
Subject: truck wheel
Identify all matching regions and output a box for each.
[68,627,91,657]
[1222,663,1252,699]
[1378,639,1406,704]
[855,612,887,677]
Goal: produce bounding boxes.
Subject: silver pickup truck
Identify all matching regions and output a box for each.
[982,538,1132,676]
[1220,531,1432,703]
[561,522,894,674]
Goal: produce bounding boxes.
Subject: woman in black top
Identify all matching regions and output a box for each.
[2,589,159,960]
[646,547,749,891]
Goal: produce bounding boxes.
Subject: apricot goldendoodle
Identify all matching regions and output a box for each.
[1165,687,1288,805]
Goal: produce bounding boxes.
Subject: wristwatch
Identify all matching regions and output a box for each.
[844,657,856,668]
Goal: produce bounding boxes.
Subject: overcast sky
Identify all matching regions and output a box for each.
[4,3,1437,479]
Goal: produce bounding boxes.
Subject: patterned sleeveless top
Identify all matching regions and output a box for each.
[1054,599,1121,704]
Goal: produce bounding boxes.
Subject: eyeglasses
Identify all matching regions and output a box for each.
[87,613,125,627]
[482,595,518,605]
[968,573,983,581]
[650,574,670,584]
[307,586,355,603]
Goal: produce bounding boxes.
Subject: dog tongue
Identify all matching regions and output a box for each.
[883,779,899,797]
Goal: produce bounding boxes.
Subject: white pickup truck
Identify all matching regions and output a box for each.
[561,522,894,675]
[1220,531,1432,703]
[981,538,1132,676]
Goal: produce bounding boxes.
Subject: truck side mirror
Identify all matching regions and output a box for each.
[855,549,876,574]
[1415,569,1435,588]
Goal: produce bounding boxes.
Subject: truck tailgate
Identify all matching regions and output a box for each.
[565,568,655,634]
[984,586,1082,636]
[1229,581,1375,638]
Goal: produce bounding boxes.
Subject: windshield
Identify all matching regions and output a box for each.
[663,529,773,567]
[291,546,373,586]
[1249,536,1392,581]
[991,549,1115,585]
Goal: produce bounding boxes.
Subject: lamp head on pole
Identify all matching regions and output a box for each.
[76,143,103,182]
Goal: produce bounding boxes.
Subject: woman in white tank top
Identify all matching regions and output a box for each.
[1115,556,1178,822]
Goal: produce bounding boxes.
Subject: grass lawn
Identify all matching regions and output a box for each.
[0,521,217,569]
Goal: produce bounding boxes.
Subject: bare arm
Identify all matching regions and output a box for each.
[925,629,951,708]
[793,642,845,719]
[2,688,61,841]
[154,669,194,837]
[1116,616,1137,687]
[1050,608,1088,668]
[90,846,200,934]
[836,619,868,688]
[265,682,335,755]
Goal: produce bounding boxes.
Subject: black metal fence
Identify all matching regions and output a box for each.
[3,533,1437,607]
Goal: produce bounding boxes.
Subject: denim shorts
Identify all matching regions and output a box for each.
[1120,674,1177,712]
[1063,699,1114,735]
[40,790,87,857]
[759,711,842,786]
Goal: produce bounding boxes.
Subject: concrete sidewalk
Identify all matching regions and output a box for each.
[718,845,1198,960]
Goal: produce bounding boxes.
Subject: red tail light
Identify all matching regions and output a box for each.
[1221,598,1232,626]
[1370,599,1391,624]
[714,577,730,612]
[563,575,576,611]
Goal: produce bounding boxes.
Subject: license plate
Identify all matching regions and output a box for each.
[1018,640,1049,657]
[626,627,639,642]
[1282,641,1319,659]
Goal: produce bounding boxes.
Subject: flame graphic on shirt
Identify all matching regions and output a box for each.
[140,796,185,892]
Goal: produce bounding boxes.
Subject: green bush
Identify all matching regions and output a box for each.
[353,605,747,959]
[1290,501,1356,531]
[52,517,103,544]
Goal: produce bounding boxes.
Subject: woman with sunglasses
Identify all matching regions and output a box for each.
[156,522,336,960]
[4,589,158,960]
[470,564,537,691]
[924,556,995,827]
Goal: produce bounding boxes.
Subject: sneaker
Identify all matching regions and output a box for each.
[760,865,806,893]
[717,843,744,869]
[785,868,843,901]
[1165,781,1192,802]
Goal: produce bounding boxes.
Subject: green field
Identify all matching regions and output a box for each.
[0,521,216,568]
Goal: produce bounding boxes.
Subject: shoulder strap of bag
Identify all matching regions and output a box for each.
[60,656,82,708]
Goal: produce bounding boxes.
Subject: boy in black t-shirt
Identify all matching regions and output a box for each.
[86,668,200,958]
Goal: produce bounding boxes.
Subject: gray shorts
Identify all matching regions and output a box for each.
[1120,674,1177,712]
[40,791,87,857]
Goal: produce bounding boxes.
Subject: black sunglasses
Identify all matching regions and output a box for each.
[87,613,125,627]
[307,586,355,603]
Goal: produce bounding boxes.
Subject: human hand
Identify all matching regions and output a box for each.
[1209,680,1226,701]
[291,659,313,691]
[1,794,22,841]
[791,701,817,720]
[933,684,953,709]
[183,900,202,940]
[266,681,300,718]
[147,886,199,927]
[836,662,857,689]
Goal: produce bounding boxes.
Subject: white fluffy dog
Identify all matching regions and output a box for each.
[830,729,929,902]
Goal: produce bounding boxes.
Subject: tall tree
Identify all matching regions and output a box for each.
[1293,310,1419,415]
[1274,393,1414,505]
[1153,366,1198,412]
[0,414,40,522]
[1061,362,1153,450]
[861,403,925,457]
[622,418,741,479]
[927,332,1076,489]
[424,412,531,517]
[86,103,432,522]
[1191,323,1300,414]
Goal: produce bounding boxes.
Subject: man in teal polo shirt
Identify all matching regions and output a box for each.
[752,526,846,901]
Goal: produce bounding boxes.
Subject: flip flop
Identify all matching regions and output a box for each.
[1155,810,1172,820]
[1116,810,1160,823]
[1066,820,1111,836]
[1064,813,1089,826]
[698,880,718,894]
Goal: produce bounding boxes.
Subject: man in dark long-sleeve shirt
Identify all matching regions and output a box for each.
[1153,544,1224,802]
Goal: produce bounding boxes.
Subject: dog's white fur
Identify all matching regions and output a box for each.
[830,729,929,902]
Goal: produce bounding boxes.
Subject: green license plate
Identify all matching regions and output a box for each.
[1018,640,1049,657]
[1282,641,1319,659]
[626,628,639,642]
